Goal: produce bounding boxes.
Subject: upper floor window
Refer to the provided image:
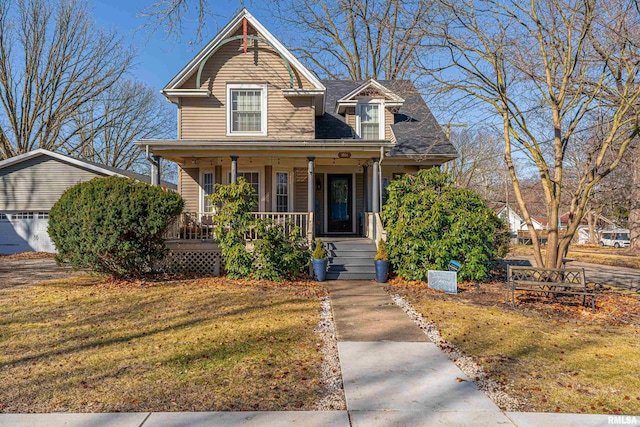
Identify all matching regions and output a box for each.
[227,84,267,136]
[356,102,385,140]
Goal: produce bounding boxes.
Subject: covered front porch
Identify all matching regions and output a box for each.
[139,140,435,243]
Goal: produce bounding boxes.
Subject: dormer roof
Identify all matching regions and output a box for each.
[335,79,404,114]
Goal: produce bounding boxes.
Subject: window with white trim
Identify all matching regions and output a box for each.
[229,171,260,211]
[12,212,34,219]
[202,172,215,212]
[359,104,380,139]
[37,212,48,219]
[227,84,267,135]
[0,213,8,221]
[275,172,289,212]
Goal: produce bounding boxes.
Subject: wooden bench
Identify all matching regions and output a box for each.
[507,265,597,311]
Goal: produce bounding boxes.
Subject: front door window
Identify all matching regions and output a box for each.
[328,174,353,233]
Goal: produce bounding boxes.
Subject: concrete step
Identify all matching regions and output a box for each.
[326,272,376,280]
[326,243,377,252]
[328,248,377,256]
[328,264,375,274]
[328,258,375,267]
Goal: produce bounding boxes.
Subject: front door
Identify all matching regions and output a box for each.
[328,174,353,233]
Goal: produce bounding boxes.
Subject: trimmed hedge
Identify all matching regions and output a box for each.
[48,176,184,278]
[381,168,508,282]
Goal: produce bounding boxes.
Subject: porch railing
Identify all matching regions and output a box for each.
[164,211,310,241]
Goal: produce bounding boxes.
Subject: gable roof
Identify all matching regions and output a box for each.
[0,149,177,189]
[318,80,458,158]
[336,79,404,111]
[163,8,325,93]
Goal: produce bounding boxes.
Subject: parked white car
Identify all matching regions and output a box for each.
[600,230,630,248]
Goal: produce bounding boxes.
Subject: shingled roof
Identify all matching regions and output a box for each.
[317,80,458,158]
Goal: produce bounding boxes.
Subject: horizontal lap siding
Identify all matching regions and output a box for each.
[179,167,200,212]
[294,168,307,213]
[0,157,106,211]
[179,26,315,140]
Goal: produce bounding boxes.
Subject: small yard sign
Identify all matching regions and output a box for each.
[428,270,458,294]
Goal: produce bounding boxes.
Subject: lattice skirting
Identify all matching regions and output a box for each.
[159,241,222,276]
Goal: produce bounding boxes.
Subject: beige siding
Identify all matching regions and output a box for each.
[178,24,315,140]
[385,107,394,140]
[294,168,307,213]
[315,173,324,232]
[0,156,108,211]
[345,108,357,132]
[264,165,272,211]
[179,167,200,212]
[356,173,364,215]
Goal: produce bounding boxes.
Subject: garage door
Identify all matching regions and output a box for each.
[0,212,56,254]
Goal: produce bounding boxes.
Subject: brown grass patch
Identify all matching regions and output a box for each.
[389,279,640,414]
[0,252,56,260]
[0,275,327,413]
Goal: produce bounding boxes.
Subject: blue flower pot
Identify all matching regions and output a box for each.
[312,259,328,282]
[375,260,389,283]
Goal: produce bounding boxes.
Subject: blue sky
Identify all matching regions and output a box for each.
[91,0,274,90]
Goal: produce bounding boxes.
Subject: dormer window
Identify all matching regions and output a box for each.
[356,101,385,140]
[227,84,267,135]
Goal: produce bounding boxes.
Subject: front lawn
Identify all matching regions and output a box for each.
[390,280,640,415]
[0,276,328,413]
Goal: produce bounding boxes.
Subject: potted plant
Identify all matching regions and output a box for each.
[374,239,390,283]
[311,239,328,282]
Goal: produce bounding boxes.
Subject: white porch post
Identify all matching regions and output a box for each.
[363,164,369,212]
[372,157,380,213]
[230,156,238,183]
[307,156,315,214]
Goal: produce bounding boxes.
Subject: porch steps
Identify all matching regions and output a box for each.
[324,238,377,280]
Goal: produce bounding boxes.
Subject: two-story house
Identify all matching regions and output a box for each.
[137,8,457,262]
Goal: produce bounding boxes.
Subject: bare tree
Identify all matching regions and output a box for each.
[445,127,506,200]
[271,0,434,80]
[0,0,133,160]
[64,80,175,171]
[140,0,214,43]
[627,145,640,251]
[426,0,640,268]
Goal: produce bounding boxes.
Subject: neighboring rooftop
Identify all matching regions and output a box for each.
[0,149,177,190]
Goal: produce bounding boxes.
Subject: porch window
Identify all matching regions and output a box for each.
[229,171,260,210]
[202,172,215,212]
[358,104,382,140]
[275,172,289,212]
[227,84,267,135]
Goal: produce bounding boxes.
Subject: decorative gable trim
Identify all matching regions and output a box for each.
[336,79,404,114]
[163,9,326,93]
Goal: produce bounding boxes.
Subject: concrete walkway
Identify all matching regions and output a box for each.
[326,280,513,426]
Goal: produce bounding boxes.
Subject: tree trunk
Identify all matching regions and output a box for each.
[630,148,640,252]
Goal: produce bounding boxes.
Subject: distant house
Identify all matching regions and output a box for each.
[497,205,546,243]
[0,149,176,254]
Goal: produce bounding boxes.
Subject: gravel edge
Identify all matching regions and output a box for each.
[314,296,347,410]
[390,293,522,412]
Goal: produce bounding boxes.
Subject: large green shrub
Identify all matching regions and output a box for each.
[208,179,309,280]
[381,168,508,281]
[49,176,184,278]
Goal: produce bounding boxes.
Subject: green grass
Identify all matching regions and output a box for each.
[392,283,640,415]
[0,276,325,413]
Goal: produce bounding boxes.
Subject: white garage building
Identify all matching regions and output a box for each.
[0,149,174,254]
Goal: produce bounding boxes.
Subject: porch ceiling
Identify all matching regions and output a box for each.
[135,139,457,165]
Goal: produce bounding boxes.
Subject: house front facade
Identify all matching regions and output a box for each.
[137,9,457,245]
